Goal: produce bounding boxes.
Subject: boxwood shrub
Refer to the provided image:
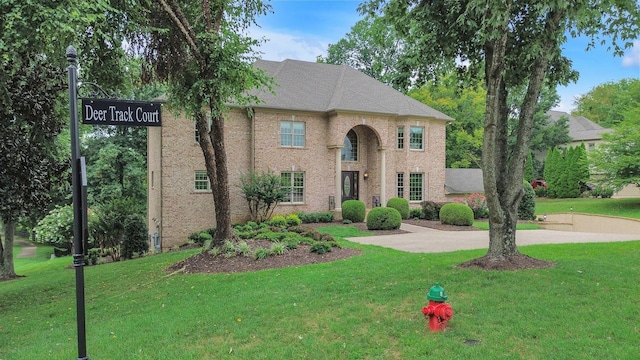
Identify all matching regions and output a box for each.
[366,207,402,230]
[386,197,410,219]
[342,200,366,223]
[439,203,474,226]
[518,180,536,220]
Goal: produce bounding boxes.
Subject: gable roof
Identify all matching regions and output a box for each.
[445,168,484,194]
[546,110,611,142]
[250,59,453,121]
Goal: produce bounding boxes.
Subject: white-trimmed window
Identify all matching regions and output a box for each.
[409,126,424,150]
[195,171,211,191]
[397,126,405,149]
[397,173,405,198]
[341,129,358,161]
[409,173,424,201]
[280,121,305,147]
[194,115,212,143]
[281,171,305,203]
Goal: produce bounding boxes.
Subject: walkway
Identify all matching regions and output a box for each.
[15,239,37,258]
[347,223,640,253]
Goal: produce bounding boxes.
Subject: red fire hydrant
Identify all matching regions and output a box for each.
[421,282,453,332]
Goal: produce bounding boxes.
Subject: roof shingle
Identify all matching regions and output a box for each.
[251,59,453,121]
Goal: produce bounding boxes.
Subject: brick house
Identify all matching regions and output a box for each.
[148,59,453,249]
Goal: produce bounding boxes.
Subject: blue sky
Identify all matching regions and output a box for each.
[252,0,640,113]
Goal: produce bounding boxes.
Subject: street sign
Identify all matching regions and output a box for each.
[81,98,162,126]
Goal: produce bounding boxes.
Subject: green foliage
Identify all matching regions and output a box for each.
[524,152,535,183]
[188,231,213,246]
[85,142,147,207]
[296,212,335,223]
[573,79,640,128]
[285,214,302,227]
[238,171,288,223]
[590,107,640,190]
[318,15,406,89]
[409,76,485,168]
[91,197,144,262]
[34,206,74,251]
[341,200,366,223]
[453,193,488,219]
[409,208,422,219]
[386,197,409,219]
[518,181,537,220]
[590,186,614,199]
[439,203,474,226]
[254,247,271,260]
[421,201,444,220]
[366,207,402,230]
[309,242,333,255]
[121,214,149,260]
[544,145,589,198]
[534,186,548,198]
[270,242,288,256]
[267,215,287,228]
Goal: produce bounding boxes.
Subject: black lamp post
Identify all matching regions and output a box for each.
[67,45,90,360]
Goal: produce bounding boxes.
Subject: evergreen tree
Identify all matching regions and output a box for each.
[524,152,535,183]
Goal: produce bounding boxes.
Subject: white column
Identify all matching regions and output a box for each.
[334,146,343,210]
[379,148,387,206]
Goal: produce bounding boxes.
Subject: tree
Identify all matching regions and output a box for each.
[238,172,288,224]
[138,1,273,247]
[409,76,486,168]
[318,15,406,89]
[590,108,640,190]
[364,0,640,266]
[0,54,67,279]
[573,78,640,128]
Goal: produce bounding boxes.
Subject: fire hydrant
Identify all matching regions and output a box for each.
[421,282,453,332]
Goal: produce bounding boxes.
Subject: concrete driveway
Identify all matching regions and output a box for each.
[346,223,640,253]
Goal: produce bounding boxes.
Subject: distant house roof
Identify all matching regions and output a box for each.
[546,110,611,142]
[249,59,453,121]
[445,168,484,194]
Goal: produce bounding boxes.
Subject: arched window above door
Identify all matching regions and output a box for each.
[341,129,358,161]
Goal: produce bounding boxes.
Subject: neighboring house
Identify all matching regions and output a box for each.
[444,168,484,200]
[148,59,453,249]
[546,110,638,198]
[545,110,611,153]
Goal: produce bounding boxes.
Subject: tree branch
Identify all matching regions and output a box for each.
[158,0,200,57]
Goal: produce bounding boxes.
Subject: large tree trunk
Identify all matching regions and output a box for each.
[482,8,564,262]
[0,220,17,279]
[208,112,235,244]
[195,109,235,248]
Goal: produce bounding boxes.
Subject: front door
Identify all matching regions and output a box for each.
[341,171,359,204]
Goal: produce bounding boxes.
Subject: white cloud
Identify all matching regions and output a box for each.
[622,40,640,67]
[251,28,330,62]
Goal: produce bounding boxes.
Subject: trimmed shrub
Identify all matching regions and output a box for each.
[285,214,302,227]
[366,207,402,230]
[297,212,334,223]
[121,214,149,259]
[518,180,536,220]
[386,197,410,219]
[421,201,444,220]
[534,186,547,198]
[439,203,474,226]
[454,193,488,219]
[410,208,423,219]
[268,215,287,228]
[591,185,614,198]
[342,200,366,223]
[188,231,213,245]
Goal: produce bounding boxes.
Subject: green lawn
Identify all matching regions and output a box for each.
[3,232,640,359]
[536,197,640,219]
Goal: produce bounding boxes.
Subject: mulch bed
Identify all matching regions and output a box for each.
[167,220,553,274]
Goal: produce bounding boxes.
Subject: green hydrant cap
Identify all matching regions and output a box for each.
[427,282,448,301]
